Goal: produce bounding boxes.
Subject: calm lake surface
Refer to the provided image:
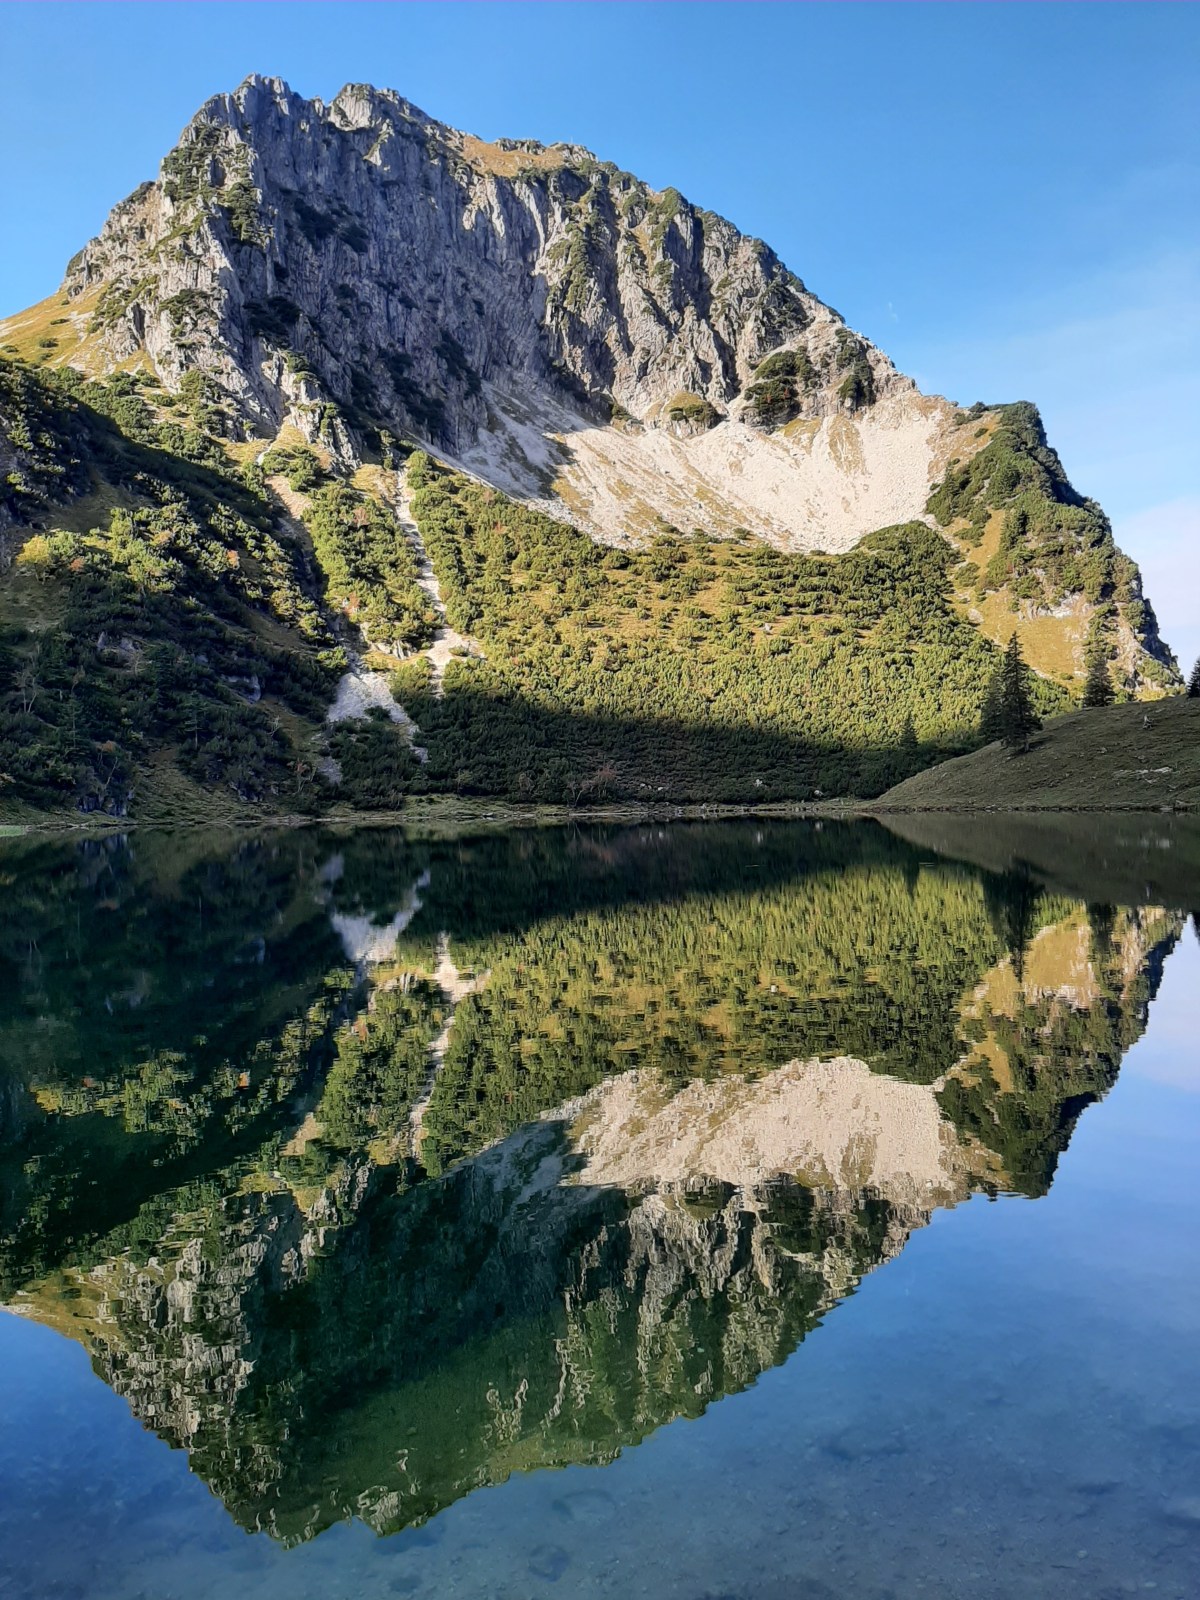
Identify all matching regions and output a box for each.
[1,818,1197,1600]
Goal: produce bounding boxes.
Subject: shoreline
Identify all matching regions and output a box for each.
[1,793,1194,837]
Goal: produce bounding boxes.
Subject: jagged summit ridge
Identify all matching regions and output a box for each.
[56,72,942,550]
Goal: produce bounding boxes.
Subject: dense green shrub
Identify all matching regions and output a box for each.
[746,346,819,427]
[833,330,875,412]
[0,355,339,813]
[328,711,423,808]
[404,456,1062,801]
[664,391,717,427]
[745,375,799,427]
[261,442,325,492]
[303,483,438,650]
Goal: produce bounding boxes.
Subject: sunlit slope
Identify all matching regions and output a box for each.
[876,698,1200,811]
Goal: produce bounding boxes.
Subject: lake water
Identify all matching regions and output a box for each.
[1,818,1197,1600]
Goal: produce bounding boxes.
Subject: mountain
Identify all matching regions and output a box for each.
[0,76,1180,819]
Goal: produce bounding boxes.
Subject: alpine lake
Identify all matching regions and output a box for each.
[1,814,1197,1600]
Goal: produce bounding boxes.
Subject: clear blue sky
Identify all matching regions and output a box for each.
[2,2,1196,666]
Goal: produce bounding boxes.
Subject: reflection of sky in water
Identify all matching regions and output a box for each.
[1,927,1197,1599]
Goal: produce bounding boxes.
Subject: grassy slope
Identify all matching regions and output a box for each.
[875,696,1200,812]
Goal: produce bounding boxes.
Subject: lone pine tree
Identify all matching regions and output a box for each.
[1188,659,1200,698]
[980,633,1042,751]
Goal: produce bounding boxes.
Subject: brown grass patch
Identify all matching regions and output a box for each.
[461,135,565,179]
[0,286,109,372]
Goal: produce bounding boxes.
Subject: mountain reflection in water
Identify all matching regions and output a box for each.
[0,821,1182,1546]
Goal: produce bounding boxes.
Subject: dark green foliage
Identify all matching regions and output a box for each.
[0,832,360,1293]
[647,186,685,251]
[931,404,1063,529]
[161,127,261,245]
[0,355,341,814]
[746,376,800,428]
[833,330,876,412]
[161,124,223,207]
[178,367,225,433]
[219,176,261,245]
[980,633,1042,749]
[0,357,90,514]
[1,501,331,812]
[404,456,1058,801]
[746,344,816,427]
[1188,658,1200,698]
[1081,650,1115,708]
[303,483,438,649]
[319,981,446,1148]
[664,392,716,427]
[160,289,212,338]
[753,348,815,385]
[261,442,326,492]
[328,714,423,809]
[89,277,157,334]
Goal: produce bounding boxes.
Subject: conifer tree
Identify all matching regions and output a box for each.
[979,666,1005,745]
[1081,651,1114,708]
[980,633,1041,750]
[1188,658,1200,698]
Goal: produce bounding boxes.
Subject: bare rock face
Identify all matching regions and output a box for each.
[61,76,931,543]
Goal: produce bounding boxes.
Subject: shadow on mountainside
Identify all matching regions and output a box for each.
[387,684,956,805]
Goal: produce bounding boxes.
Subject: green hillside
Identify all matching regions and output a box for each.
[0,351,1184,820]
[875,696,1200,812]
[0,357,345,818]
[396,452,1051,803]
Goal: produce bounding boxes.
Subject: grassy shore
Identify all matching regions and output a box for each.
[874,697,1200,812]
[0,792,845,838]
[7,697,1197,835]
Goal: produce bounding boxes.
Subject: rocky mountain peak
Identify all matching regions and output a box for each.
[54,75,932,549]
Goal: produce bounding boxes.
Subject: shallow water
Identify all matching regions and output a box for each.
[0,818,1197,1599]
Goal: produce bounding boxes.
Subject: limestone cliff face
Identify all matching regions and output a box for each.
[63,77,903,451]
[52,75,962,555]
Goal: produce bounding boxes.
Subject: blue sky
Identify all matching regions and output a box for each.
[2,2,1196,666]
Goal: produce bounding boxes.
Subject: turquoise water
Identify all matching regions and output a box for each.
[0,820,1197,1598]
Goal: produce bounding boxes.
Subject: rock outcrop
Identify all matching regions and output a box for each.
[64,79,895,435]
